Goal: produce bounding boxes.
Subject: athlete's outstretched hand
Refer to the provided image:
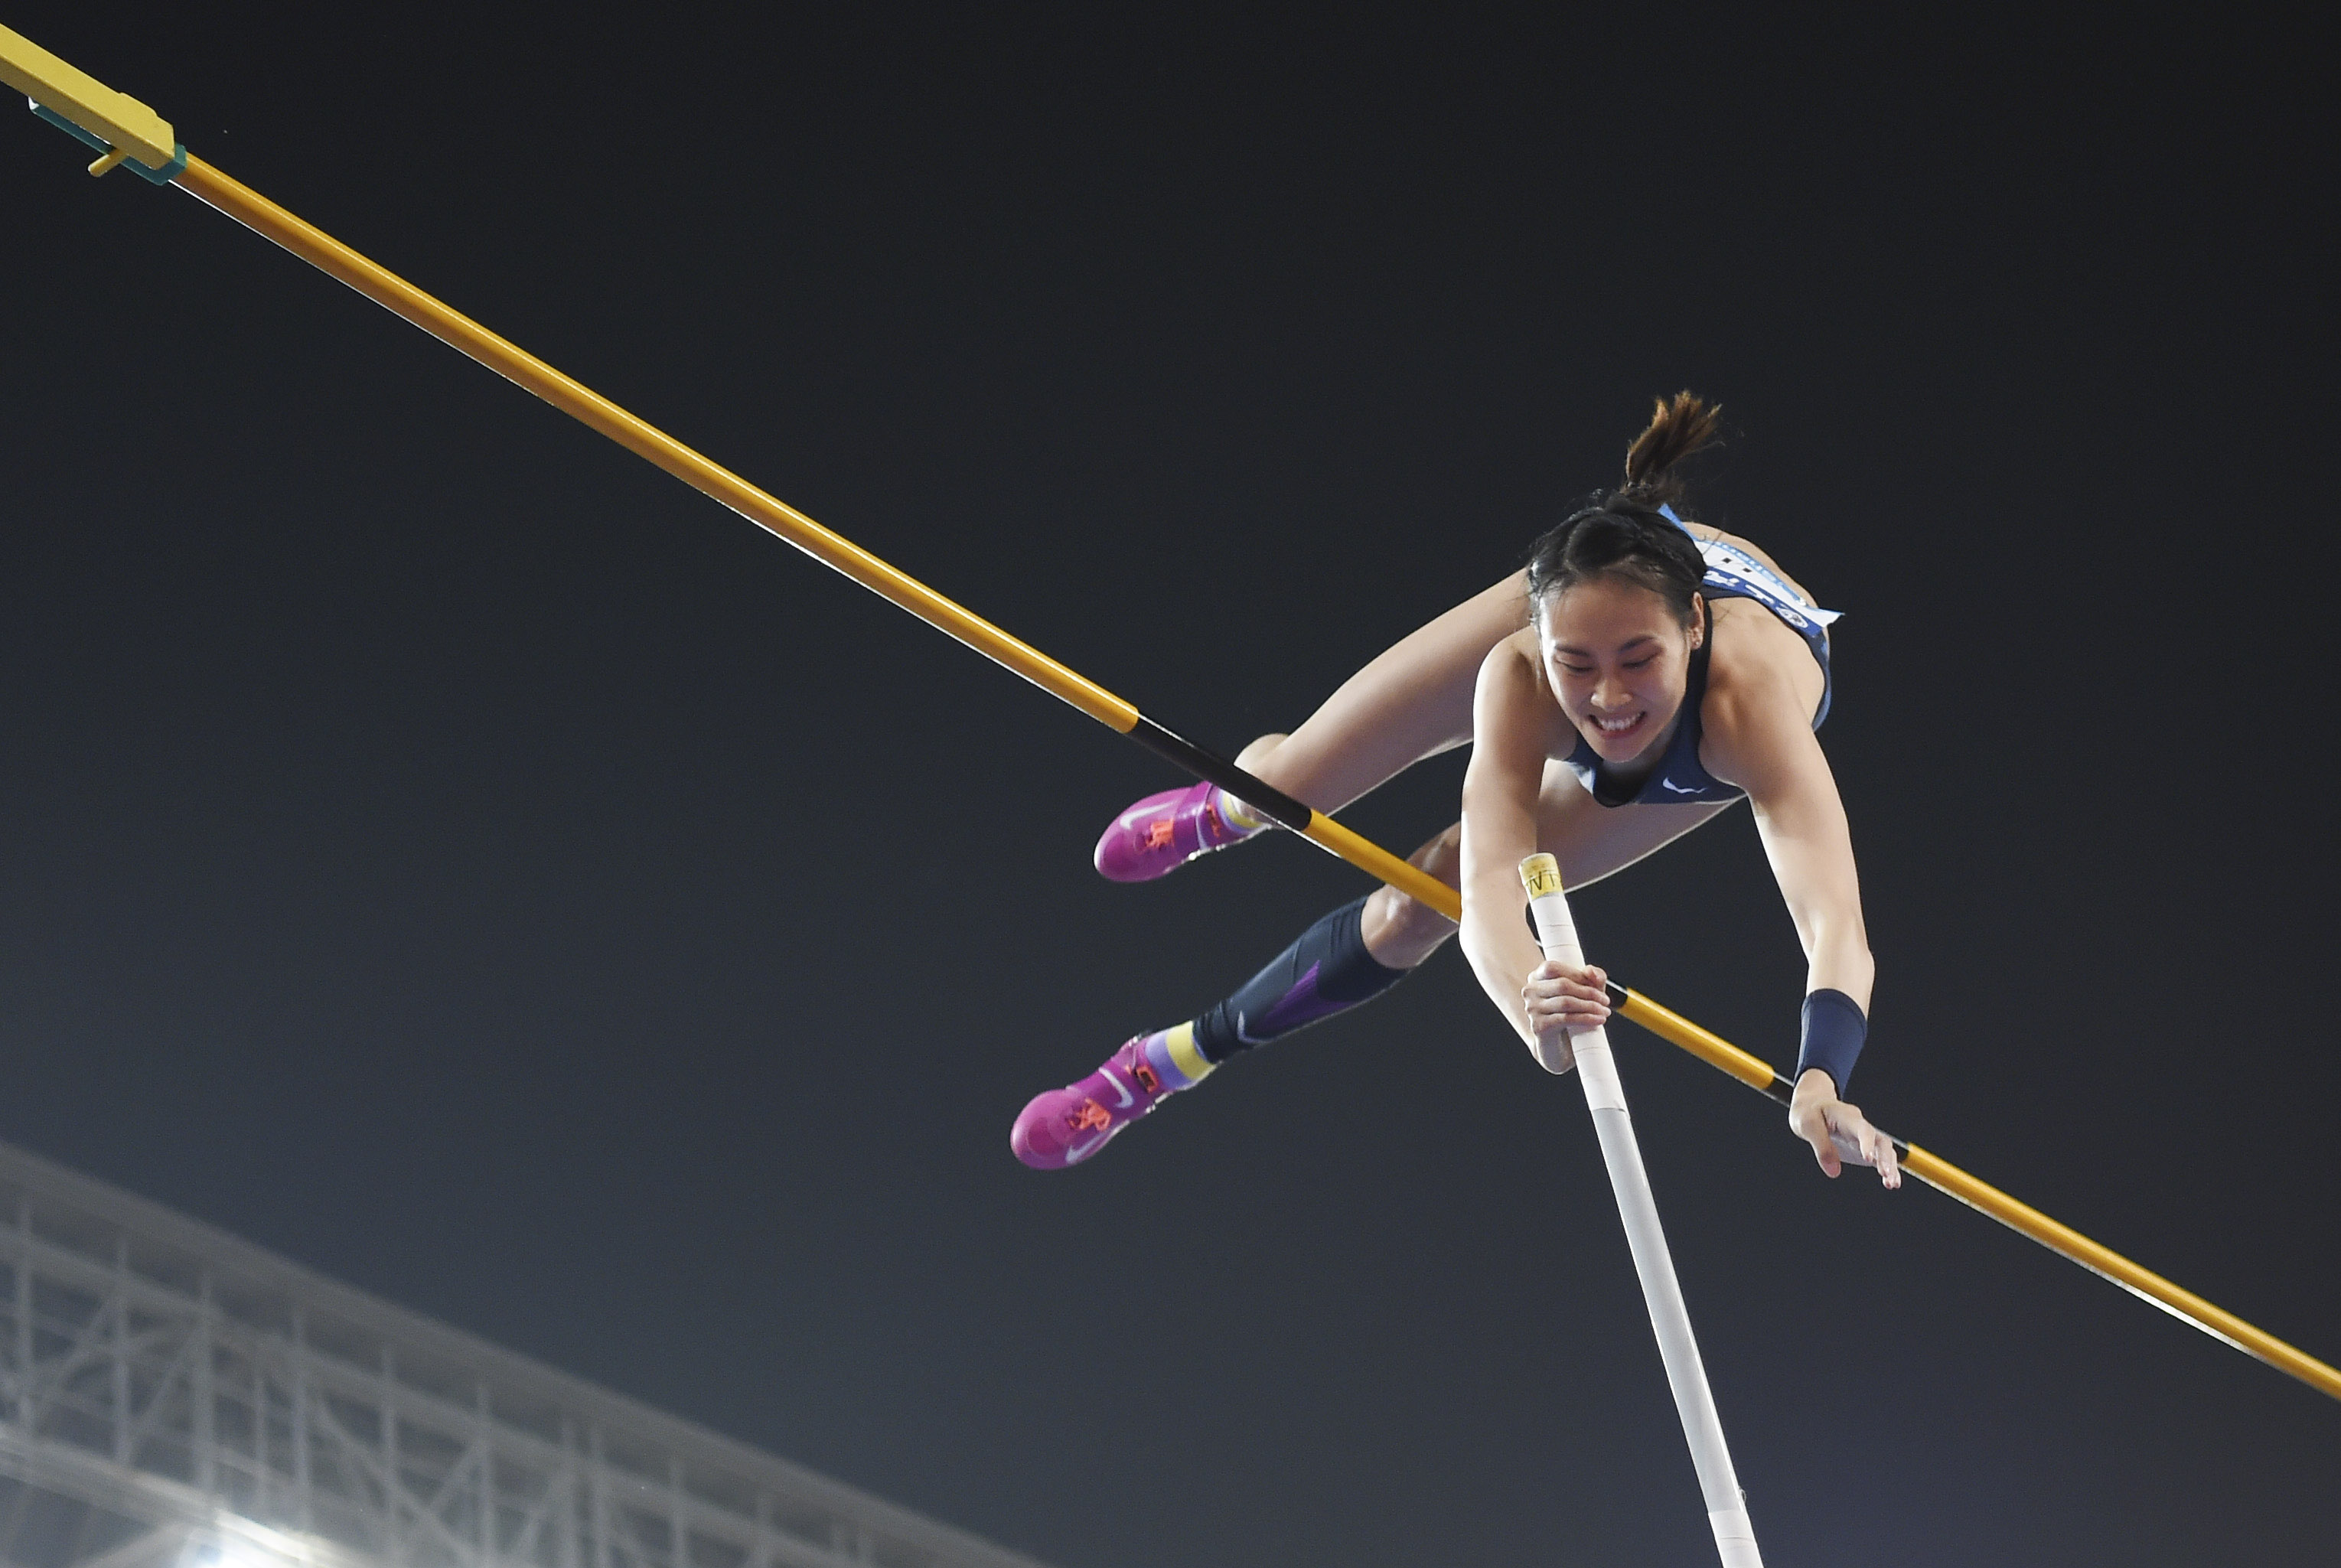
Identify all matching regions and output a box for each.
[1789,1070,1901,1188]
[1521,958,1611,1071]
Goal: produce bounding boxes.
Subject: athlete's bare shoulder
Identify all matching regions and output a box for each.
[1700,601,1827,786]
[1475,625,1543,704]
[1474,628,1574,764]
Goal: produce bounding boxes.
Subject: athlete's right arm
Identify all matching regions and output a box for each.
[1459,638,1597,1073]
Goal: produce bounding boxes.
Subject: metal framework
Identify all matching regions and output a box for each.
[0,1141,1051,1568]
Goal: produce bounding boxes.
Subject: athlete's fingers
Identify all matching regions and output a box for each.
[1521,983,1568,1036]
[1870,1126,1902,1189]
[1829,1106,1904,1188]
[1528,960,1606,994]
[1528,1001,1608,1032]
[1803,1113,1842,1178]
[1831,1103,1874,1162]
[1522,969,1611,1019]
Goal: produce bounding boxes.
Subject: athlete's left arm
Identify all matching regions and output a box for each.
[1710,670,1902,1188]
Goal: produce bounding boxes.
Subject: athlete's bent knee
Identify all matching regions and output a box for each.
[1408,823,1463,882]
[1364,830,1462,957]
[1232,733,1293,788]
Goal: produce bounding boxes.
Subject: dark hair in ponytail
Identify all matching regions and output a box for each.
[1525,393,1724,626]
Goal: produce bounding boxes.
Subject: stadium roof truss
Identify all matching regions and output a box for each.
[0,1143,1050,1568]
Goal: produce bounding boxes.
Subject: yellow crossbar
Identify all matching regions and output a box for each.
[176,156,1141,734]
[12,26,2337,1408]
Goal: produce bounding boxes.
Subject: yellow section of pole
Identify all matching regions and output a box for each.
[0,24,177,169]
[1902,1147,2341,1401]
[165,156,1142,735]
[1612,989,1783,1092]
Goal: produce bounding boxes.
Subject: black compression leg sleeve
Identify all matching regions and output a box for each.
[1189,895,1410,1064]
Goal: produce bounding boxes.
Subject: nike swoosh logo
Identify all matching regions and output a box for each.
[1066,1129,1111,1161]
[1098,1067,1134,1108]
[1660,779,1700,794]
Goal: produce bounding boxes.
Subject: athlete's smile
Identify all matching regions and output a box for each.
[1580,703,1662,761]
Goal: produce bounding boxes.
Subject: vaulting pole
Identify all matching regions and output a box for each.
[8,24,2336,1407]
[1523,855,1762,1566]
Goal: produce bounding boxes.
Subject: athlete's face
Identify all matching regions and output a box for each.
[1534,577,1704,764]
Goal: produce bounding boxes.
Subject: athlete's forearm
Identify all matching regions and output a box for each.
[1457,788,1549,1056]
[1460,903,1535,1048]
[1741,728,1872,1015]
[1803,919,1874,1013]
[1456,815,1542,1048]
[1459,875,1558,1062]
[1457,639,1569,1063]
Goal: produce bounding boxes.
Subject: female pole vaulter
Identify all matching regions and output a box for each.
[1013,394,1901,1188]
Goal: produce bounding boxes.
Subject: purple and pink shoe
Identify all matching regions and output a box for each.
[1012,1038,1180,1169]
[1093,781,1268,882]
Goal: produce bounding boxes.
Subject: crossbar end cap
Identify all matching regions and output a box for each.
[3,24,178,167]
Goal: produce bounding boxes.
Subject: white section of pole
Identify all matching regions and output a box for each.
[1521,856,1762,1568]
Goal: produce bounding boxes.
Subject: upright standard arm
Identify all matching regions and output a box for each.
[1521,856,1762,1568]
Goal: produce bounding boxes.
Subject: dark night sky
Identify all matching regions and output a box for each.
[5,5,2336,1564]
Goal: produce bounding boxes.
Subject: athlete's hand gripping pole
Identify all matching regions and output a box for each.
[1522,854,1761,1568]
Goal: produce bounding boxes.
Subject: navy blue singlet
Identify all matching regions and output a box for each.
[1560,507,1838,808]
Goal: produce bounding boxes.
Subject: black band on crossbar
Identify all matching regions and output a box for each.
[1126,716,1315,830]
